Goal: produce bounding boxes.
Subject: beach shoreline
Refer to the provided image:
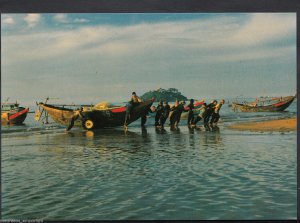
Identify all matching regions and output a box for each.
[227,116,297,132]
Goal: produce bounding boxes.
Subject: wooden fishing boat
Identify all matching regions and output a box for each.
[231,95,296,112]
[1,102,29,124]
[36,99,154,130]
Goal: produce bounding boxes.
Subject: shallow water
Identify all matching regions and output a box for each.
[1,101,297,220]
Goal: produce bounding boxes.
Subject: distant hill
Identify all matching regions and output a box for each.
[141,88,188,102]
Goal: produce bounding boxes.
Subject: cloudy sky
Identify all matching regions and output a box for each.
[1,13,296,105]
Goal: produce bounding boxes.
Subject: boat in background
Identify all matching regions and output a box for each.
[231,95,296,112]
[1,102,29,124]
[36,99,154,130]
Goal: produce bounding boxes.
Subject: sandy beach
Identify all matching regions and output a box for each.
[227,116,297,132]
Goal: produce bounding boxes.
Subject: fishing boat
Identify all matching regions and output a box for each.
[36,99,154,130]
[231,95,296,112]
[1,102,29,124]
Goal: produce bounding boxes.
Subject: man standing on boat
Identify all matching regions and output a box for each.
[124,92,142,128]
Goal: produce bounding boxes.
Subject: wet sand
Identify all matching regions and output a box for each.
[227,117,297,132]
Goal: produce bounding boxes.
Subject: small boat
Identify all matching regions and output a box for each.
[231,95,296,112]
[1,102,29,124]
[36,99,154,130]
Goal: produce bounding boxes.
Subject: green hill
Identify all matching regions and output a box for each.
[141,88,188,102]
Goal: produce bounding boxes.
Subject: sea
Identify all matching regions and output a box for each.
[1,99,297,220]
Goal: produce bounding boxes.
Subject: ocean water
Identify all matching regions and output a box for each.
[1,101,297,220]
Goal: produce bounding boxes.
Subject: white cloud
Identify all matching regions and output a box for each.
[2,13,296,103]
[53,14,68,23]
[2,16,15,25]
[24,14,41,27]
[231,13,296,46]
[2,13,296,71]
[2,14,296,67]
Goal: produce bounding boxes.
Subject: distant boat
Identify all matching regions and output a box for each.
[1,102,29,124]
[231,95,296,112]
[36,99,154,130]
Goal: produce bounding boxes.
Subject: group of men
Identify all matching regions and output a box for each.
[191,99,225,128]
[124,92,225,130]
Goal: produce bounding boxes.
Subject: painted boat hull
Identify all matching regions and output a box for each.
[38,99,154,129]
[231,96,295,112]
[1,107,29,124]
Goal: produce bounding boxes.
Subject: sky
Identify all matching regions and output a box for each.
[1,13,297,105]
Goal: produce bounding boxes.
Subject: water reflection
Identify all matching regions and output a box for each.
[155,127,167,134]
[34,125,225,163]
[141,126,148,137]
[36,128,155,165]
[1,123,28,134]
[170,126,180,133]
[188,126,195,134]
[211,125,220,133]
[2,111,296,220]
[86,131,94,138]
[1,122,26,127]
[199,128,223,147]
[153,126,171,150]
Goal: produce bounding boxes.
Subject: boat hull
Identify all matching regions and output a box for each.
[1,107,29,124]
[232,96,295,112]
[38,99,154,129]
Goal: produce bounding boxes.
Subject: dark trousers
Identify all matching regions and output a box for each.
[187,111,194,125]
[205,111,212,124]
[211,113,220,123]
[141,115,147,126]
[170,112,177,126]
[175,112,182,126]
[155,112,162,126]
[160,114,169,127]
[194,116,202,125]
[124,103,133,125]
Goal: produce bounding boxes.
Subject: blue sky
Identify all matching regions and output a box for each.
[1,13,296,105]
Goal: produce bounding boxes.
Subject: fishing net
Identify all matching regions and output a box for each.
[93,102,118,110]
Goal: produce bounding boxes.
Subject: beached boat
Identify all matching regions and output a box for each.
[1,102,29,124]
[36,99,154,130]
[231,95,296,112]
